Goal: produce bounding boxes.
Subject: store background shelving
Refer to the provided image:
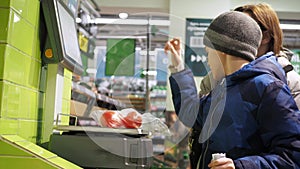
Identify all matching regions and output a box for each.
[68,1,300,169]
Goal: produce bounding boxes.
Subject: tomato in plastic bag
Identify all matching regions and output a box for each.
[100,111,124,128]
[123,111,142,129]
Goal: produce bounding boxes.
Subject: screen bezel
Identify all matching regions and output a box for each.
[41,0,83,75]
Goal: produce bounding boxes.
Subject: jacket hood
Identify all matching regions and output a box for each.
[277,48,294,73]
[279,47,294,61]
[227,52,286,85]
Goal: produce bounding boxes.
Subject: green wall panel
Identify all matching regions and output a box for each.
[22,89,39,120]
[4,9,35,56]
[18,120,38,143]
[0,118,18,135]
[0,0,40,26]
[0,45,5,78]
[0,135,82,168]
[0,140,32,156]
[48,156,83,169]
[20,95,32,119]
[0,1,10,7]
[20,86,38,120]
[1,81,39,120]
[11,0,39,25]
[27,56,41,89]
[2,81,19,118]
[32,25,42,61]
[1,134,25,142]
[0,44,41,89]
[0,8,10,43]
[0,157,57,169]
[0,82,2,116]
[1,81,20,118]
[0,1,49,164]
[13,139,57,159]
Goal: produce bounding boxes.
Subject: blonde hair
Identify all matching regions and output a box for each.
[234,3,283,55]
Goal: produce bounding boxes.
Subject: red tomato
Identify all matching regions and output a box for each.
[100,111,124,128]
[123,111,142,128]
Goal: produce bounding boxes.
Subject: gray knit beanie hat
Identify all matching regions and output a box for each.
[203,11,262,61]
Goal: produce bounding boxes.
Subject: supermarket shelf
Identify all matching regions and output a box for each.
[72,82,126,113]
[110,95,146,112]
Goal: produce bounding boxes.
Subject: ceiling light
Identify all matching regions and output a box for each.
[280,23,300,30]
[86,68,97,74]
[139,50,157,55]
[96,35,147,39]
[119,12,128,19]
[149,20,170,26]
[93,18,170,26]
[94,18,148,25]
[142,70,157,76]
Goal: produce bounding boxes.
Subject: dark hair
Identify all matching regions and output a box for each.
[234,3,283,55]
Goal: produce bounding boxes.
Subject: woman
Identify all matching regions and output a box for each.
[200,3,300,108]
[235,3,300,108]
[165,11,300,169]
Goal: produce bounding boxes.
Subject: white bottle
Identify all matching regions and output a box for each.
[212,153,226,161]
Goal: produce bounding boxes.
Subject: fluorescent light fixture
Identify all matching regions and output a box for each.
[280,23,300,30]
[119,12,128,19]
[86,68,97,74]
[94,18,147,25]
[139,50,157,55]
[96,35,147,39]
[93,18,170,26]
[149,20,170,26]
[142,70,157,76]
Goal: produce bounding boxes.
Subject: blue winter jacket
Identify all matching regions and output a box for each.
[169,53,300,169]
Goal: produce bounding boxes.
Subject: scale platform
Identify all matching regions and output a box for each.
[50,125,153,169]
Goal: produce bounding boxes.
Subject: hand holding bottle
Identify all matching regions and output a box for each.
[164,38,184,72]
[208,157,235,169]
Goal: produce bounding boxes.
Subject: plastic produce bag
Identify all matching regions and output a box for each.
[140,112,171,136]
[120,108,142,128]
[90,108,142,129]
[90,108,171,136]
